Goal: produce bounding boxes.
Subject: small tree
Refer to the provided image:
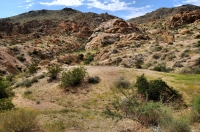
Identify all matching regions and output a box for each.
[61,67,87,88]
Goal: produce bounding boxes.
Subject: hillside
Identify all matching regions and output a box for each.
[128,4,200,24]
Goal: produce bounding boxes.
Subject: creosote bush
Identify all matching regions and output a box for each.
[0,109,39,132]
[135,74,179,102]
[28,63,39,74]
[61,66,87,88]
[84,52,94,64]
[114,77,130,89]
[88,76,100,84]
[47,64,62,82]
[104,79,190,131]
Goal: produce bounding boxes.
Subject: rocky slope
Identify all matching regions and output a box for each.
[128,4,200,24]
[0,5,200,75]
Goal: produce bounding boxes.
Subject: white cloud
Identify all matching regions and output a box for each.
[182,0,200,5]
[25,3,35,8]
[87,0,152,19]
[174,0,200,6]
[25,0,33,2]
[39,0,84,6]
[124,5,152,19]
[87,0,132,11]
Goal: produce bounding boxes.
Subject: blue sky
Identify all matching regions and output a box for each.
[0,0,200,19]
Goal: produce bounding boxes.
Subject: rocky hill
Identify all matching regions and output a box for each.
[128,4,200,24]
[0,5,200,75]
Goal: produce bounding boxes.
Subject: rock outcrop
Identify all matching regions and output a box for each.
[86,18,148,50]
[168,10,200,28]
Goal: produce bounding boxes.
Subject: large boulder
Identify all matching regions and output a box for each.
[85,33,120,50]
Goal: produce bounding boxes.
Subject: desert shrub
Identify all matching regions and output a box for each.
[135,74,179,102]
[36,73,45,79]
[104,93,173,127]
[114,77,130,89]
[22,79,32,87]
[104,84,189,131]
[194,34,200,39]
[0,69,6,76]
[47,64,62,81]
[31,77,38,83]
[190,94,200,122]
[0,98,14,112]
[153,64,173,72]
[88,76,100,84]
[28,63,39,74]
[61,66,87,88]
[84,52,94,64]
[0,109,39,132]
[24,90,33,96]
[135,74,149,95]
[17,54,26,62]
[0,76,9,99]
[6,74,14,82]
[160,115,190,132]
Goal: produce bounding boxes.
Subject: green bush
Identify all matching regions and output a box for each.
[17,54,26,62]
[0,76,9,99]
[0,98,14,112]
[191,94,200,122]
[61,67,87,88]
[47,64,62,81]
[114,77,130,89]
[153,64,173,72]
[84,52,94,64]
[135,74,149,95]
[160,115,191,132]
[28,63,39,74]
[22,79,32,87]
[88,76,100,84]
[0,109,39,132]
[135,74,179,102]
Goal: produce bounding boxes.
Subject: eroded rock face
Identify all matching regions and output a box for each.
[86,18,148,50]
[94,18,140,34]
[59,20,92,38]
[0,47,25,74]
[168,10,200,28]
[85,33,120,50]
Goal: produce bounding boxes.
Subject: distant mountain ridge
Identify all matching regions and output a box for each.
[128,4,200,24]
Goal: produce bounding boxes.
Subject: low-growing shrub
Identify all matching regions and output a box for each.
[47,64,62,82]
[22,79,32,87]
[36,74,45,79]
[0,98,14,112]
[28,63,39,74]
[17,54,26,62]
[61,66,87,88]
[0,76,9,99]
[31,77,38,83]
[114,77,130,89]
[191,94,200,122]
[0,109,39,132]
[153,64,173,72]
[84,52,94,64]
[24,90,33,96]
[88,76,100,84]
[135,74,179,102]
